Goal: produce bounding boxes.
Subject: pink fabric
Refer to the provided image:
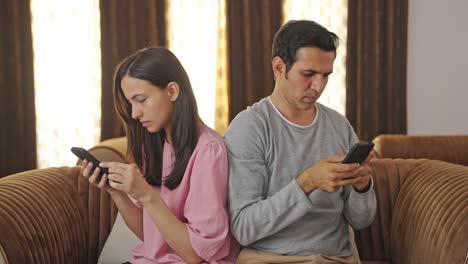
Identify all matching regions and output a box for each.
[132,125,239,263]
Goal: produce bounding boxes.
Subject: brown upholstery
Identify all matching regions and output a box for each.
[391,160,468,264]
[372,134,468,166]
[88,137,128,163]
[1,136,467,263]
[0,167,89,263]
[0,137,128,264]
[356,159,468,264]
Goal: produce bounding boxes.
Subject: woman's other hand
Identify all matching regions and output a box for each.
[99,162,154,202]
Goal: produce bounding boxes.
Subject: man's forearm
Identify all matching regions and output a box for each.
[230,180,312,245]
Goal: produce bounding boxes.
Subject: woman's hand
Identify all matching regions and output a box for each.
[81,159,119,194]
[99,162,154,202]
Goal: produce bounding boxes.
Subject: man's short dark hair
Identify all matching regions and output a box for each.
[272,20,340,74]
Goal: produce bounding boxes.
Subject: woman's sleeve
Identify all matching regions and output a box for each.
[183,141,232,261]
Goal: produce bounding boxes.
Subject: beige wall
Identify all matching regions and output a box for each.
[407,0,468,134]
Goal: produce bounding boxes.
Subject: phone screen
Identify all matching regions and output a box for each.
[341,142,374,164]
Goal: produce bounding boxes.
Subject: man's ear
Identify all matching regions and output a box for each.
[272,56,286,80]
[166,82,180,102]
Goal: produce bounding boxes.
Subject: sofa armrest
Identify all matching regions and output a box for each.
[355,158,428,261]
[0,166,88,263]
[357,159,468,264]
[391,160,468,264]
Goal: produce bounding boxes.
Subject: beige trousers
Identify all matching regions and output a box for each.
[236,248,357,264]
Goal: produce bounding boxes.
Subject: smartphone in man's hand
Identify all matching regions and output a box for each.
[341,142,374,164]
[71,147,109,180]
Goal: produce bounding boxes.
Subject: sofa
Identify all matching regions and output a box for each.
[1,136,467,264]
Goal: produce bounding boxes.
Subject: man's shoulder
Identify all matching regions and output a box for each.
[316,102,351,126]
[317,102,346,120]
[224,98,272,147]
[228,98,271,129]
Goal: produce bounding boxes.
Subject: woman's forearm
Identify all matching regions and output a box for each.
[110,191,144,240]
[141,189,203,264]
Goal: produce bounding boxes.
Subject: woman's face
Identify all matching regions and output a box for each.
[121,75,176,133]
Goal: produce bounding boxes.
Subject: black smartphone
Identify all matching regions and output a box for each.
[341,142,374,164]
[71,147,109,178]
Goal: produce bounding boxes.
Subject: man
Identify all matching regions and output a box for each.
[224,20,376,264]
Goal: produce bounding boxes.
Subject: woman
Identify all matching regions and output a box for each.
[82,47,239,263]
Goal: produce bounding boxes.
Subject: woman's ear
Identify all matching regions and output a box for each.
[166,82,180,102]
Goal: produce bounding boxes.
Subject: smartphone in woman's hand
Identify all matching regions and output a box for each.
[71,147,109,178]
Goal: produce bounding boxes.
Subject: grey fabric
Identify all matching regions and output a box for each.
[225,97,376,257]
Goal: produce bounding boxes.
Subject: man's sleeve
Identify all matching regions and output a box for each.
[342,182,377,230]
[225,112,313,246]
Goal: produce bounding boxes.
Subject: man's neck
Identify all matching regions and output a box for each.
[270,90,317,126]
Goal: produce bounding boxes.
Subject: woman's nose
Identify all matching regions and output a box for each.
[132,107,142,119]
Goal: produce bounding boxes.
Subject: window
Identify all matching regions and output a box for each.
[31,0,101,168]
[167,0,228,133]
[283,0,348,115]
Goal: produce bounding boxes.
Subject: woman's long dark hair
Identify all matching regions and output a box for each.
[113,47,199,190]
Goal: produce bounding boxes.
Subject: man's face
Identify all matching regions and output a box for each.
[277,47,336,111]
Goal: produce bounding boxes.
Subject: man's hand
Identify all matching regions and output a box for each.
[352,150,375,192]
[296,155,363,194]
[296,150,375,194]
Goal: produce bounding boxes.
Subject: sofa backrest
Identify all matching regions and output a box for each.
[88,137,128,163]
[372,134,468,166]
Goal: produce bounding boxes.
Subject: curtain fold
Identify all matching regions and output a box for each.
[226,0,283,122]
[0,0,37,177]
[100,0,167,140]
[346,0,408,141]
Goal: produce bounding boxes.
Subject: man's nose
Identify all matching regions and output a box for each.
[310,75,324,89]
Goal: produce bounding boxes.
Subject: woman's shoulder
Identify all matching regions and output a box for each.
[196,124,226,150]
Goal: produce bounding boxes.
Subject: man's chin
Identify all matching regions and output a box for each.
[301,101,316,110]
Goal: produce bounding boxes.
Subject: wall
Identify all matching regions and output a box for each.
[407,0,468,134]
